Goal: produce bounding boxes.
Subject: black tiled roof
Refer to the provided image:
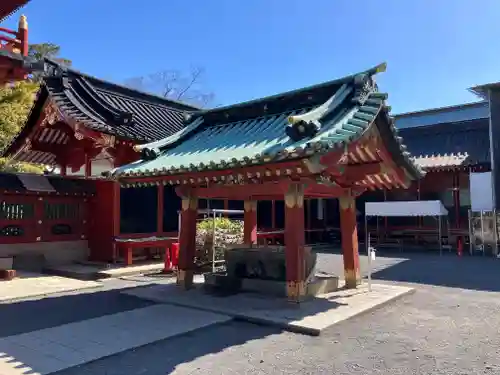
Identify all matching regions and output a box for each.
[42,60,198,141]
[2,59,199,159]
[0,172,26,191]
[46,175,96,195]
[0,172,96,195]
[399,119,490,166]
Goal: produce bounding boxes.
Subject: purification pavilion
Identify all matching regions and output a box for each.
[111,63,424,301]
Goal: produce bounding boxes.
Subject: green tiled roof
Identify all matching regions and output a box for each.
[112,63,423,180]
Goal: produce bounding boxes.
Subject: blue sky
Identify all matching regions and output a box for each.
[4,0,500,113]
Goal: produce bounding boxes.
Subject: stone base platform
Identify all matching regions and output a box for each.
[123,282,415,336]
[204,272,339,298]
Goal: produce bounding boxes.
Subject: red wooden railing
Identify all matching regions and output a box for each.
[0,193,88,244]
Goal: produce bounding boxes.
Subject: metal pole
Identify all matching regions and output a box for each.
[365,214,372,292]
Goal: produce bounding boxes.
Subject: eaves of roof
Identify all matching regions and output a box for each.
[112,63,423,183]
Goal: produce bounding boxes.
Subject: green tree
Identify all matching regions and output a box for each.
[0,81,43,173]
[0,42,71,173]
[28,43,72,82]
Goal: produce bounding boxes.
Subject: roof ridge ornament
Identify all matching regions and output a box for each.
[286,83,352,142]
[352,73,378,106]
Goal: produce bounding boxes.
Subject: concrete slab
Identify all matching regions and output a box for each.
[45,262,167,280]
[123,282,415,336]
[0,304,231,375]
[0,273,101,303]
[96,262,164,278]
[43,264,103,280]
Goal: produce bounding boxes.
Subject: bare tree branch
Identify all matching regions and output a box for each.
[124,66,215,108]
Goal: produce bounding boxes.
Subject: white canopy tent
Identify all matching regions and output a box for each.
[365,200,449,217]
[363,200,449,291]
[364,200,449,254]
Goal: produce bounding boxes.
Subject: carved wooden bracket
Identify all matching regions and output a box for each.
[181,196,198,211]
[339,195,355,210]
[243,200,257,212]
[285,183,304,209]
[42,100,64,127]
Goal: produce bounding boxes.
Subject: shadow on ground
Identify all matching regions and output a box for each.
[0,283,283,375]
[0,287,153,339]
[50,321,283,375]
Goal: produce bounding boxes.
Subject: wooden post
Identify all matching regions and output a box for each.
[284,183,306,302]
[339,194,360,288]
[124,246,133,266]
[112,182,121,262]
[243,200,257,245]
[17,15,28,56]
[453,172,461,229]
[177,194,198,289]
[157,184,164,234]
[453,171,462,256]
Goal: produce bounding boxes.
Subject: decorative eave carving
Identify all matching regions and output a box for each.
[42,100,64,127]
[352,73,378,106]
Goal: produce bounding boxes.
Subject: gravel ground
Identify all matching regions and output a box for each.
[48,252,500,375]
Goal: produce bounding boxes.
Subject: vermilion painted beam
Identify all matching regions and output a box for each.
[175,181,290,199]
[122,160,307,184]
[174,179,364,200]
[304,184,350,197]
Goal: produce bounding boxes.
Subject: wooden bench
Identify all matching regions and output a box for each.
[114,236,178,266]
[257,230,284,245]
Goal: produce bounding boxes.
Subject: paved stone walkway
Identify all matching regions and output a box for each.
[0,304,231,375]
[0,273,101,303]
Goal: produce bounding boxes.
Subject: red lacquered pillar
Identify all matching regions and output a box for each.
[339,194,360,288]
[177,195,198,289]
[284,183,306,302]
[243,200,257,245]
[18,15,28,57]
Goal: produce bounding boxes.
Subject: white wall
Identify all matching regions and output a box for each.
[470,172,494,212]
[66,158,114,177]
